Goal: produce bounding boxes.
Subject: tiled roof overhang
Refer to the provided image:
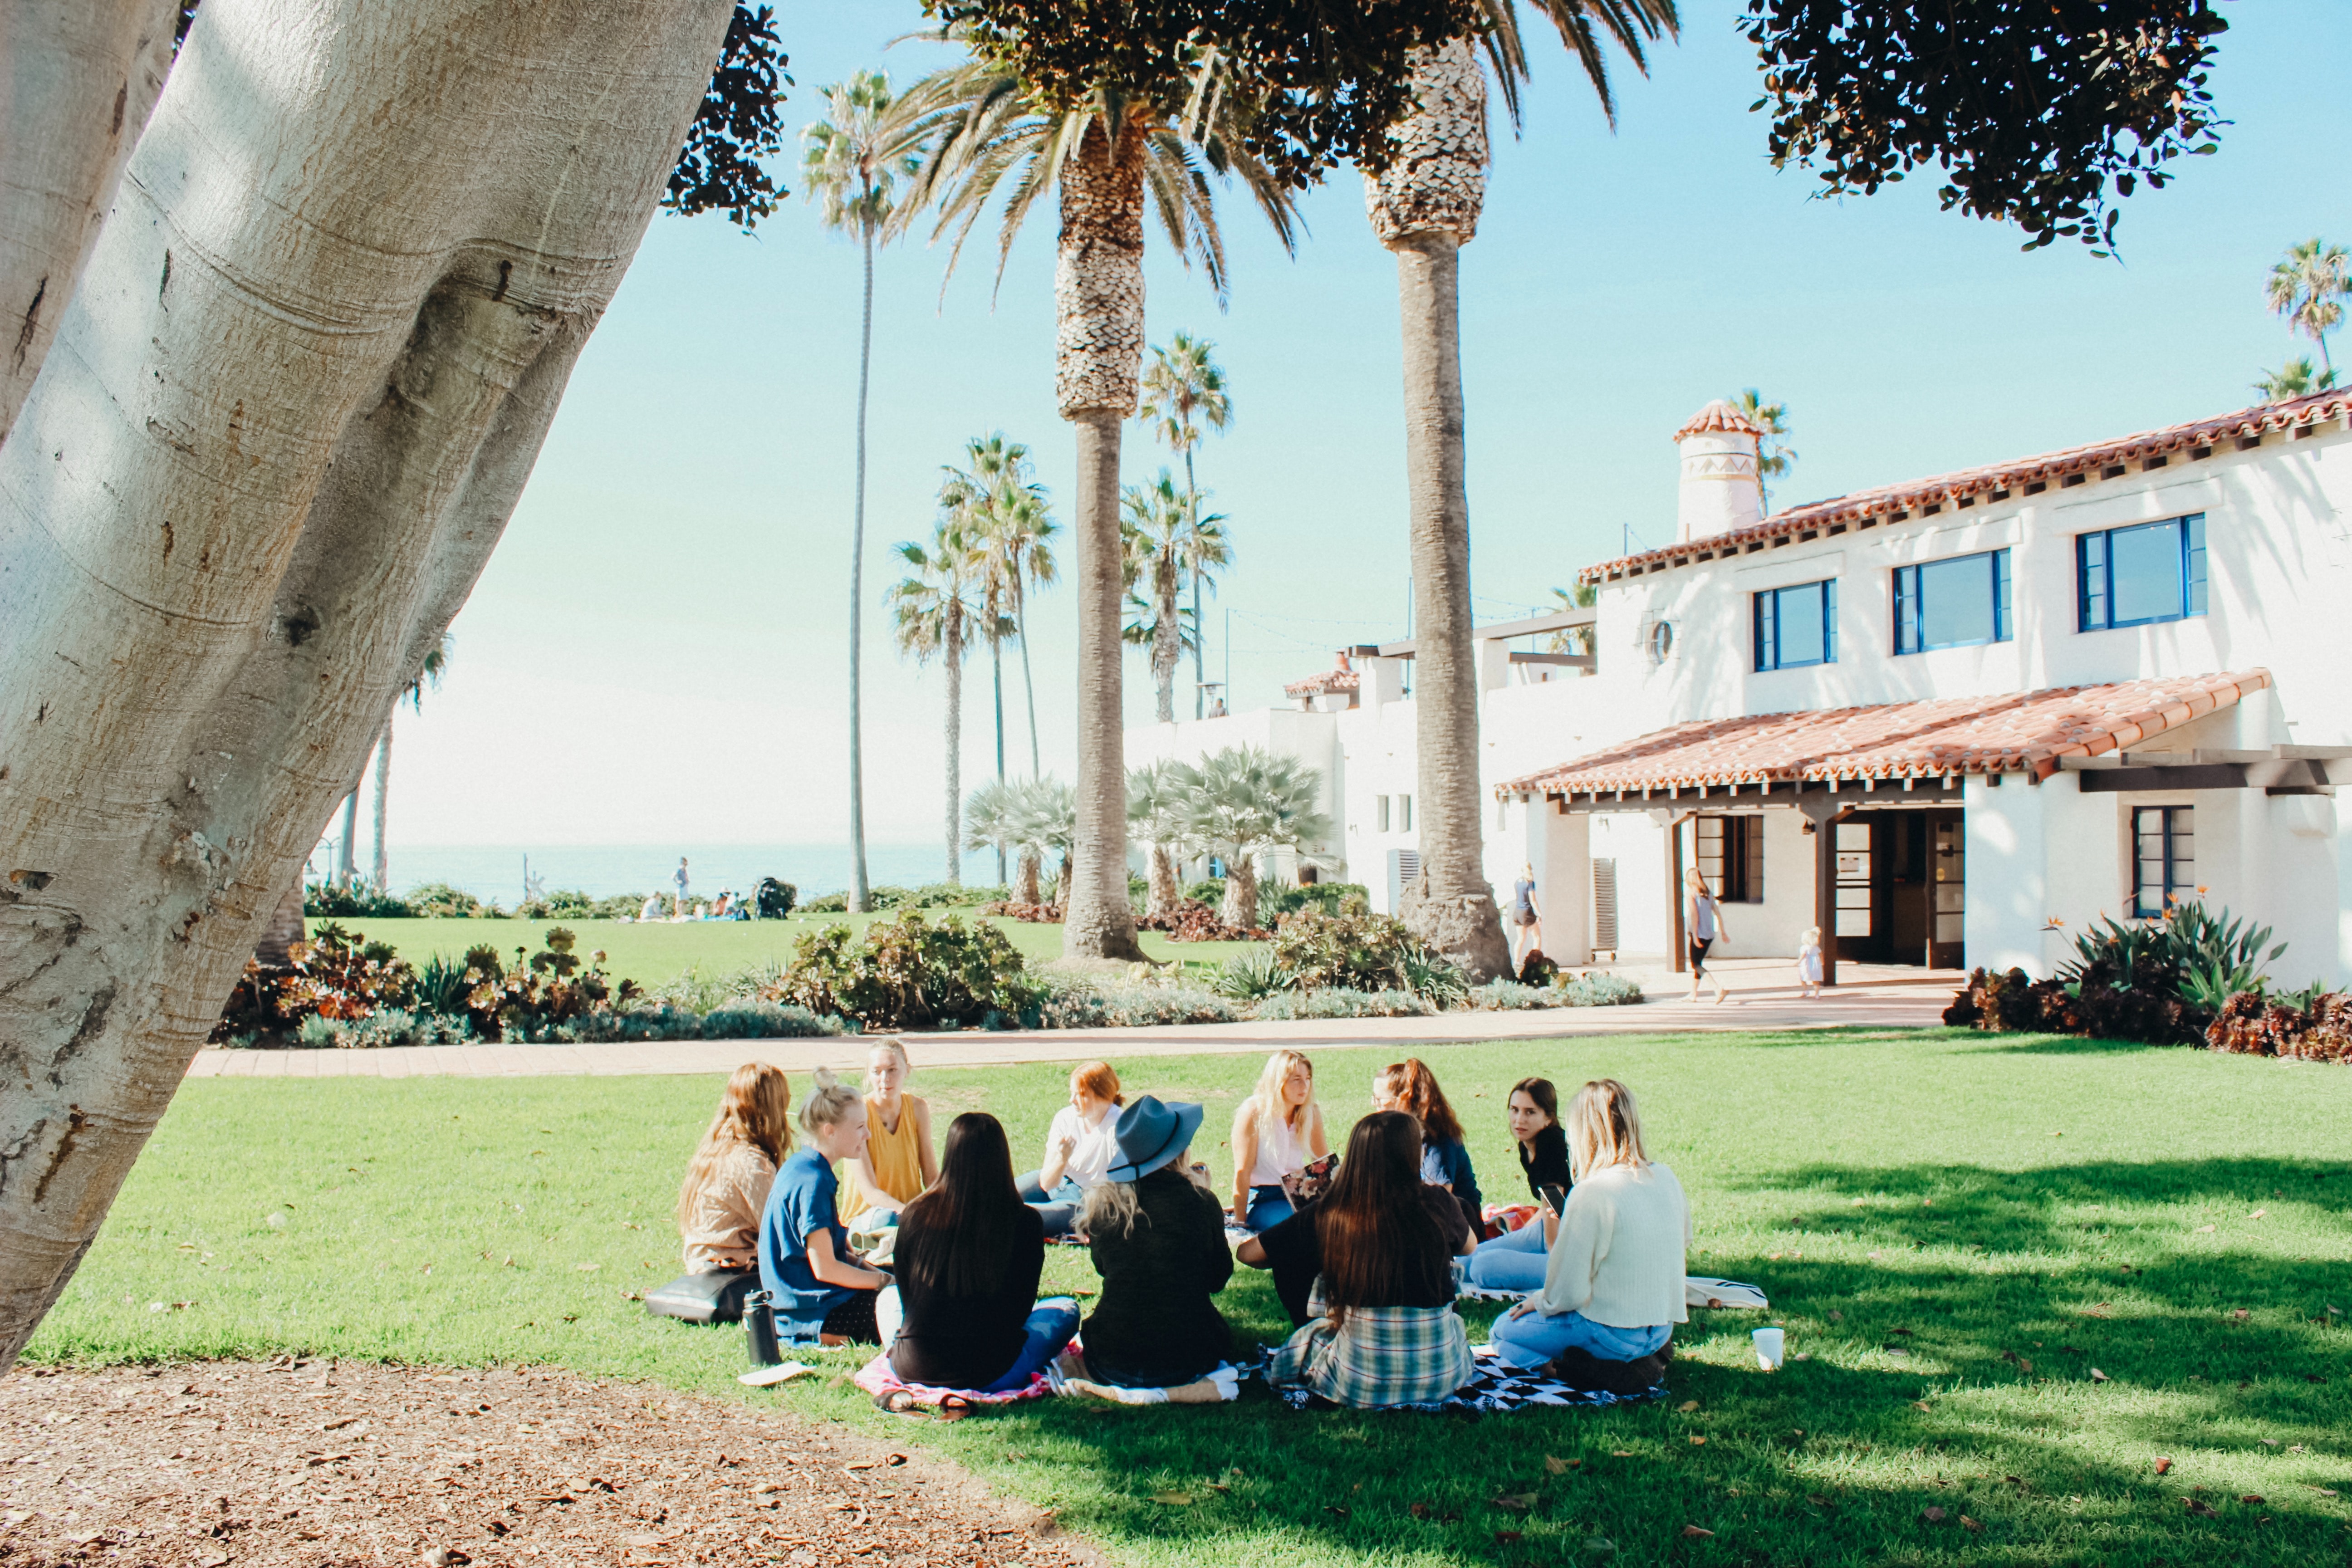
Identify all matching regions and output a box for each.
[1582,390,2352,586]
[1498,670,2273,799]
[1283,669,1361,699]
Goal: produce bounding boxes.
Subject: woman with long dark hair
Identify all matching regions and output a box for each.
[1465,1077,1572,1292]
[1374,1058,1484,1235]
[877,1112,1077,1395]
[1260,1111,1475,1407]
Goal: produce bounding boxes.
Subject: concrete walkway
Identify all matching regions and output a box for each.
[186,960,1960,1080]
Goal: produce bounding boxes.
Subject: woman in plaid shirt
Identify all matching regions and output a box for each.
[1260,1112,1476,1408]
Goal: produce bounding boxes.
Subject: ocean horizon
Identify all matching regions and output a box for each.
[316,843,980,904]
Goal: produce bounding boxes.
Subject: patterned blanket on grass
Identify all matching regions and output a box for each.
[1253,1346,1669,1415]
[851,1354,1051,1408]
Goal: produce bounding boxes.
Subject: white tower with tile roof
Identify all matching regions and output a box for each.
[1675,399,1765,544]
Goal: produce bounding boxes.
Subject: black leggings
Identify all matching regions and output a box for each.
[1688,937,1713,977]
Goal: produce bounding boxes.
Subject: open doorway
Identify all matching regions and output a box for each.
[1832,808,1964,967]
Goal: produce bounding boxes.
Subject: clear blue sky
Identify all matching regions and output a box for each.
[382,0,2352,858]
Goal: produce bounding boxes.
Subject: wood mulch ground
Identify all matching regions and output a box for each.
[0,1361,1095,1568]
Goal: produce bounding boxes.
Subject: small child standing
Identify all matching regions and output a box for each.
[1795,926,1824,999]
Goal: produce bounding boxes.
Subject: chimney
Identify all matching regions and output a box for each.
[1674,399,1764,544]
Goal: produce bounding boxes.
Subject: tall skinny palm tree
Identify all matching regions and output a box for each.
[1120,470,1225,722]
[802,70,928,913]
[894,45,1301,960]
[947,433,1056,787]
[370,633,451,892]
[2267,238,2349,374]
[1139,333,1233,716]
[889,510,996,884]
[1370,0,1675,980]
[1729,387,1796,514]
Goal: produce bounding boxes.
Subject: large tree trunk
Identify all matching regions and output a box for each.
[1015,849,1041,907]
[846,226,875,914]
[1367,41,1511,983]
[1055,120,1147,961]
[1147,843,1180,917]
[0,0,179,440]
[0,0,736,1374]
[1152,555,1178,723]
[252,879,305,968]
[1220,853,1259,932]
[370,711,392,890]
[943,603,962,885]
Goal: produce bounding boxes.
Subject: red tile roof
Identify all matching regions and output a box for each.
[1284,660,1362,699]
[1583,389,2352,585]
[1498,671,2273,797]
[1675,399,1761,441]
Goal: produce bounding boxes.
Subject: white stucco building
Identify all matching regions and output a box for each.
[1128,387,2352,987]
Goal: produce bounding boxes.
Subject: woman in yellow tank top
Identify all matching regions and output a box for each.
[839,1038,936,1227]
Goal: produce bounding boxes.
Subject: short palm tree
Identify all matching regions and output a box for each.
[891,39,1302,961]
[1543,583,1596,656]
[1126,760,1196,917]
[1730,387,1797,513]
[2267,238,2349,374]
[1139,333,1233,716]
[1120,470,1226,722]
[889,509,1001,885]
[1171,745,1334,930]
[802,70,929,913]
[1368,0,1676,980]
[2255,356,2338,402]
[962,777,1027,900]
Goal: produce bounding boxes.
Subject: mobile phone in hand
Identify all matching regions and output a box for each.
[1540,1184,1569,1217]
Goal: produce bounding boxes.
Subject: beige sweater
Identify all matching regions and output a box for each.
[679,1144,776,1274]
[1535,1161,1691,1328]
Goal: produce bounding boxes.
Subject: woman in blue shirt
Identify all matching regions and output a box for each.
[759,1068,890,1345]
[1374,1058,1484,1238]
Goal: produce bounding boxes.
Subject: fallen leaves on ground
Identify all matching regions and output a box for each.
[1544,1454,1578,1475]
[1680,1524,1713,1538]
[2155,1457,2174,1475]
[1492,1491,1539,1513]
[1923,1506,1947,1523]
[1149,1491,1193,1506]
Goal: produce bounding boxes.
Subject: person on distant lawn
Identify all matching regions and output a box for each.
[1260,1111,1476,1406]
[1228,1049,1329,1233]
[758,1068,890,1346]
[1016,1060,1123,1235]
[676,1062,792,1274]
[1374,1058,1484,1237]
[1487,1078,1688,1370]
[1071,1097,1233,1389]
[874,1113,1077,1400]
[838,1039,936,1231]
[1465,1077,1572,1293]
[672,856,691,920]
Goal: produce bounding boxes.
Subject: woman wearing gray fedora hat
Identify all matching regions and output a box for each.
[1068,1095,1234,1391]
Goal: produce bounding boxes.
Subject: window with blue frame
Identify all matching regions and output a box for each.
[1753,578,1837,671]
[2079,513,2207,630]
[1892,548,2013,654]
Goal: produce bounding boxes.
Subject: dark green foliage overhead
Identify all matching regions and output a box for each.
[662,4,793,229]
[921,0,1484,187]
[1740,0,2227,252]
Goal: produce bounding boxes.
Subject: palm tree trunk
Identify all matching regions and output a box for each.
[944,604,963,885]
[335,788,359,887]
[1148,843,1180,916]
[846,225,876,915]
[254,879,307,969]
[1186,449,1204,719]
[1016,588,1041,776]
[1016,848,1041,906]
[1152,557,1178,723]
[370,713,392,890]
[1220,853,1258,931]
[990,627,1006,883]
[1370,41,1511,983]
[1055,120,1148,962]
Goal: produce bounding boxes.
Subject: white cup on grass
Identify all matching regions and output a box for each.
[1753,1327,1785,1370]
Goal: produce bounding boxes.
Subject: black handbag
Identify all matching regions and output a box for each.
[643,1268,758,1325]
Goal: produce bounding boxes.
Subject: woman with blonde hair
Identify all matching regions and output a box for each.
[1229,1049,1329,1232]
[1018,1059,1123,1235]
[838,1038,937,1230]
[676,1063,793,1274]
[758,1067,891,1346]
[1487,1078,1689,1370]
[1685,866,1730,1004]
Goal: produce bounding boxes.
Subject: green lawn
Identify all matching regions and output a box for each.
[31,1029,2352,1568]
[321,914,1265,990]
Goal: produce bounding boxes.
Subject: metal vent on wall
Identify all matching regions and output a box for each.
[1388,848,1422,913]
[1592,857,1618,956]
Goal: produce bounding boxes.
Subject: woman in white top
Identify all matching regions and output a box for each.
[1017,1060,1123,1235]
[1684,867,1730,1004]
[1230,1049,1329,1232]
[1488,1078,1689,1370]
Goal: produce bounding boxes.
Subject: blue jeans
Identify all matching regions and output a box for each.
[1467,1221,1549,1293]
[1488,1308,1670,1371]
[982,1298,1081,1393]
[1018,1171,1084,1236]
[1243,1184,1294,1233]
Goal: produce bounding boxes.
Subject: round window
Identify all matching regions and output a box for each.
[1647,619,1676,663]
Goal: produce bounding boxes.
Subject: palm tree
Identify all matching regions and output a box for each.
[801,70,929,914]
[370,633,451,892]
[1730,387,1797,514]
[1120,470,1226,722]
[1367,0,1676,980]
[2255,356,2338,402]
[2267,239,2349,374]
[1171,745,1334,930]
[889,508,999,885]
[1543,583,1596,656]
[893,41,1301,961]
[1127,760,1196,917]
[962,777,1028,900]
[945,434,1057,790]
[1139,333,1233,716]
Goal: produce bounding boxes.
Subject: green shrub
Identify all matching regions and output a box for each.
[1250,987,1432,1020]
[292,1008,472,1049]
[800,891,848,913]
[1213,948,1294,1000]
[1260,882,1372,919]
[1035,978,1240,1029]
[1465,979,1564,1010]
[1271,906,1459,999]
[644,960,787,1014]
[304,880,416,918]
[461,928,642,1043]
[407,881,499,918]
[767,910,1039,1031]
[1557,972,1644,1007]
[1183,877,1225,908]
[560,1000,848,1043]
[520,889,652,921]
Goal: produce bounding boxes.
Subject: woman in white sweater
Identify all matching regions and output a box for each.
[1488,1078,1688,1370]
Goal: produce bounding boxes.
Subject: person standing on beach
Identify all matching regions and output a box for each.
[673,856,691,920]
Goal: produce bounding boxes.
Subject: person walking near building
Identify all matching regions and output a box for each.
[1509,863,1543,969]
[1685,867,1729,1004]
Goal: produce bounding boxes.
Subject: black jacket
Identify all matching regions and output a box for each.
[1081,1166,1232,1383]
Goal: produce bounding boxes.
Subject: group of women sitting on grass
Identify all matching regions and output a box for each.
[673,1040,1688,1409]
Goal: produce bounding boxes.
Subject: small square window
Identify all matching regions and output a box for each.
[1753,578,1837,671]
